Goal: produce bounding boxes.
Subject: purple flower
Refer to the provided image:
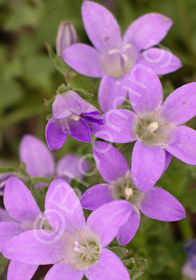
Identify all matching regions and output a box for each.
[3,178,132,280]
[81,141,185,245]
[20,134,89,183]
[0,172,18,195]
[0,177,48,279]
[56,21,77,56]
[91,67,196,189]
[182,239,196,280]
[45,90,103,150]
[0,134,89,193]
[63,1,181,111]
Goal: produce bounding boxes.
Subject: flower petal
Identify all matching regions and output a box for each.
[91,109,137,143]
[166,125,196,165]
[0,172,15,193]
[45,179,85,232]
[117,208,140,245]
[93,141,129,182]
[87,200,132,247]
[53,91,99,119]
[140,186,185,221]
[98,75,128,112]
[4,177,41,222]
[0,208,13,221]
[45,117,68,150]
[19,135,55,178]
[68,118,92,142]
[52,93,73,119]
[3,230,64,265]
[81,184,113,210]
[123,13,172,51]
[82,1,121,52]
[63,43,102,77]
[7,261,38,280]
[182,260,196,280]
[0,222,22,252]
[131,142,166,191]
[164,151,172,171]
[86,248,130,280]
[141,47,182,74]
[45,263,84,280]
[82,112,104,125]
[56,154,90,182]
[129,60,163,113]
[161,82,196,125]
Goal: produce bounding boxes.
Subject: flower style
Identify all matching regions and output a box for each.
[91,66,196,189]
[3,178,132,280]
[0,134,89,194]
[45,90,103,150]
[63,1,181,111]
[182,239,196,280]
[81,141,185,245]
[0,177,50,279]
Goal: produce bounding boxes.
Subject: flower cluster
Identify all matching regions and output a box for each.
[0,1,195,279]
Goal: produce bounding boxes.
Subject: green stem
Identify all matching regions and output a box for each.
[178,216,194,241]
[31,176,52,184]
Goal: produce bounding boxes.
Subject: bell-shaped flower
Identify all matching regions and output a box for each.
[45,90,103,150]
[0,177,50,279]
[3,178,132,280]
[81,141,185,245]
[63,1,181,111]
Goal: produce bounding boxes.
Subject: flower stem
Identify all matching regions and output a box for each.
[178,216,194,241]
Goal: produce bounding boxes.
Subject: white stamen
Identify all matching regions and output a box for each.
[125,187,133,199]
[122,54,128,61]
[123,43,132,50]
[147,122,159,133]
[108,48,120,55]
[71,114,80,121]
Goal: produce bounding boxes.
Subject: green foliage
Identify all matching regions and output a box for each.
[0,0,196,279]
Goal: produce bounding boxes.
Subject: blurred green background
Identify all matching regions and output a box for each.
[0,0,196,279]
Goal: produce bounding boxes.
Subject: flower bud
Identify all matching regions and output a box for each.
[56,21,77,56]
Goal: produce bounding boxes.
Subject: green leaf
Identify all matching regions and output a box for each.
[124,257,147,279]
[0,78,24,113]
[110,246,131,259]
[45,42,69,74]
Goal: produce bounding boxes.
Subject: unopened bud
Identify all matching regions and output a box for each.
[56,21,77,56]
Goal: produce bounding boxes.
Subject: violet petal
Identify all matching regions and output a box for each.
[140,186,186,221]
[93,141,129,182]
[81,184,113,210]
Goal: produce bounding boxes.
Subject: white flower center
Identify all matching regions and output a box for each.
[63,227,101,270]
[134,111,174,147]
[102,43,139,78]
[109,173,142,205]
